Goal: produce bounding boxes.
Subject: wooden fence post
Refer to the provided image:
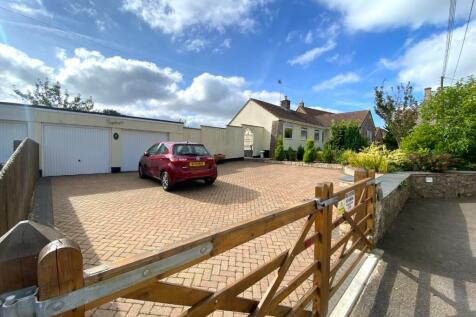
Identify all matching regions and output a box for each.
[353,168,368,249]
[313,182,333,316]
[38,238,85,317]
[366,170,376,247]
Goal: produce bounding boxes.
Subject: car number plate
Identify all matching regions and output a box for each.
[190,161,205,167]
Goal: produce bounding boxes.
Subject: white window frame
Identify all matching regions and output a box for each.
[284,125,293,139]
[300,127,308,140]
[314,129,321,143]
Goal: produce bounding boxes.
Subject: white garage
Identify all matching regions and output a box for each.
[0,120,28,163]
[42,124,111,176]
[120,129,169,172]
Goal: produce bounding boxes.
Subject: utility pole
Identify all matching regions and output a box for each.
[440,76,444,90]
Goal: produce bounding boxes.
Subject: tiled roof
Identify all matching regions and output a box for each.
[250,99,319,125]
[251,99,370,127]
[296,105,333,116]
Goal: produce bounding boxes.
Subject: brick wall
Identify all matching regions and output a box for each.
[359,113,375,142]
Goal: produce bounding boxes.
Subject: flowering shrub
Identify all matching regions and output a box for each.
[407,150,452,172]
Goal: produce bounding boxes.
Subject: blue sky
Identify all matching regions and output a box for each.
[1,0,475,127]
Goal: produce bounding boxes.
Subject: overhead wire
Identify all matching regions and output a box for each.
[451,0,475,84]
[442,0,457,85]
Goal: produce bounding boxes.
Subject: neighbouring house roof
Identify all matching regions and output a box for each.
[250,98,320,126]
[251,99,371,128]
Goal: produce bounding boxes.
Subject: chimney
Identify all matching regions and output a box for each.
[424,87,432,101]
[280,96,291,110]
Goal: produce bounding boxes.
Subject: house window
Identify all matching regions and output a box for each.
[366,130,372,141]
[314,129,321,143]
[301,128,307,140]
[284,125,293,139]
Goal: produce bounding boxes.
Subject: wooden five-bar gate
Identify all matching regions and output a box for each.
[0,170,376,317]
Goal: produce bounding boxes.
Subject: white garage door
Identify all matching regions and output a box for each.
[0,121,28,163]
[121,130,169,172]
[42,124,111,176]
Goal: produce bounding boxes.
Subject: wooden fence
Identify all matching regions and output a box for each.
[0,170,375,317]
[0,138,39,235]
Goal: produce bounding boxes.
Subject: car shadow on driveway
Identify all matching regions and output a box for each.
[156,179,261,205]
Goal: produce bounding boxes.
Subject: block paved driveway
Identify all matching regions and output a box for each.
[52,161,345,316]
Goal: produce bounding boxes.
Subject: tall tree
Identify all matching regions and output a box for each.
[374,82,418,147]
[14,78,94,112]
[102,109,122,115]
[401,77,476,162]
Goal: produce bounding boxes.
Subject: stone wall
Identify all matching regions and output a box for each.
[0,138,39,235]
[373,174,411,242]
[265,159,343,170]
[410,171,476,198]
[373,171,476,243]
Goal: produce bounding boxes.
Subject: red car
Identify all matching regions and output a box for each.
[138,142,217,191]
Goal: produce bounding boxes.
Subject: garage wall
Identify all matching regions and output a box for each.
[0,120,28,163]
[0,103,245,175]
[183,128,201,143]
[225,126,245,159]
[198,126,244,159]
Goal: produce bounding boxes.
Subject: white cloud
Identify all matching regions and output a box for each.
[183,39,208,53]
[9,0,52,18]
[0,44,279,127]
[313,72,360,91]
[304,22,340,44]
[327,51,355,65]
[380,20,476,89]
[121,0,270,35]
[0,43,54,100]
[67,3,97,17]
[315,0,472,31]
[288,40,336,66]
[56,48,183,105]
[213,38,232,53]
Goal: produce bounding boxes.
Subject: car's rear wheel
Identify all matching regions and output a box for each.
[138,164,147,178]
[205,177,216,185]
[161,171,173,191]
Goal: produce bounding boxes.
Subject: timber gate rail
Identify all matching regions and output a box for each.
[0,170,376,317]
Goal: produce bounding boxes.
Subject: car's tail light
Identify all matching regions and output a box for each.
[170,156,188,163]
[170,156,189,169]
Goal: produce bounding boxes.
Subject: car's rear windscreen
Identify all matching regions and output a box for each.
[173,144,210,156]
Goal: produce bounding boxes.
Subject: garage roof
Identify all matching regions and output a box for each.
[0,102,183,124]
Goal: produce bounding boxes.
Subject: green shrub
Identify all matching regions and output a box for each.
[303,139,316,163]
[274,136,285,161]
[287,147,297,161]
[337,149,355,165]
[407,150,453,172]
[327,120,368,152]
[297,145,304,161]
[321,144,337,163]
[348,144,389,173]
[315,150,323,162]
